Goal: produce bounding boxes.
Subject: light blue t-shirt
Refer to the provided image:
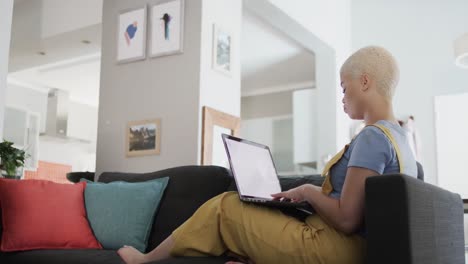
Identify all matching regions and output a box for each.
[328,120,418,199]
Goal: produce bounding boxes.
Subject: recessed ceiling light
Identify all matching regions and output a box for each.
[37,51,46,56]
[81,40,91,44]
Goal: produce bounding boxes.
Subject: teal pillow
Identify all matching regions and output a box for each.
[82,177,169,252]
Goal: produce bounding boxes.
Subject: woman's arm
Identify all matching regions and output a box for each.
[272,167,379,235]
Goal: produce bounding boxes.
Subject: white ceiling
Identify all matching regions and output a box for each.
[8,0,103,106]
[241,9,315,95]
[9,53,101,106]
[242,9,305,78]
[9,0,102,72]
[8,1,315,106]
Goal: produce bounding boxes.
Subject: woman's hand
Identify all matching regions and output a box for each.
[271,184,321,202]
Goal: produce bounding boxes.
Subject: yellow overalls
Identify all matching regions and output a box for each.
[170,124,403,264]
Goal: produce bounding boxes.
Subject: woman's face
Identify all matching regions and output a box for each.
[340,73,365,120]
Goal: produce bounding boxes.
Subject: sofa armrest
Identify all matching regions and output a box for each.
[365,174,465,264]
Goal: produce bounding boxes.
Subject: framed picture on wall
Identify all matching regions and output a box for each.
[117,6,147,63]
[150,0,185,57]
[212,24,232,76]
[201,106,240,168]
[126,119,161,157]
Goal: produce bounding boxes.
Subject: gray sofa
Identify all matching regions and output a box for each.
[0,165,465,264]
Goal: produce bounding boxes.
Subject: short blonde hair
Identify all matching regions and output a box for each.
[340,46,399,98]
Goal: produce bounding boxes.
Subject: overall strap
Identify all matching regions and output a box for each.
[371,124,404,174]
[321,123,403,195]
[321,144,349,195]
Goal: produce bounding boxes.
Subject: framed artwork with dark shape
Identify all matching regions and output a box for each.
[126,119,161,157]
[150,0,185,57]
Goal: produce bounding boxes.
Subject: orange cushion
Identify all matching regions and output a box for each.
[0,179,102,252]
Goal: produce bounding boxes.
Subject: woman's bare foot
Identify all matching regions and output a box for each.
[117,245,148,264]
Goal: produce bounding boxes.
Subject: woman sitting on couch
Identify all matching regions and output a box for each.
[118,46,418,264]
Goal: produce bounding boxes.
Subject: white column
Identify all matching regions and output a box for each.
[0,0,14,140]
[293,89,317,167]
[197,0,242,164]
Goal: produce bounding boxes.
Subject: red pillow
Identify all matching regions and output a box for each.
[0,179,102,252]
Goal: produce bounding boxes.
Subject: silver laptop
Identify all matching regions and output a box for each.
[222,134,314,215]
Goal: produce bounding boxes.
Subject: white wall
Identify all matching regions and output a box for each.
[5,82,98,142]
[241,91,293,173]
[9,0,42,48]
[97,0,243,175]
[241,91,292,119]
[41,0,103,38]
[197,0,242,163]
[434,93,468,197]
[352,0,468,184]
[242,53,315,95]
[240,116,294,173]
[465,214,468,246]
[5,82,48,132]
[39,137,96,171]
[9,0,102,73]
[244,1,350,171]
[68,101,98,143]
[4,82,98,170]
[0,0,14,140]
[199,0,242,117]
[97,0,203,175]
[268,0,352,150]
[268,0,350,58]
[293,89,317,166]
[241,8,315,95]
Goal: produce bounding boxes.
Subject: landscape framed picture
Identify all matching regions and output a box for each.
[150,0,185,57]
[117,6,147,63]
[212,24,232,76]
[126,119,161,157]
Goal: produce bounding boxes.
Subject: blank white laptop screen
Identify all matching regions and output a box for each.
[225,138,281,199]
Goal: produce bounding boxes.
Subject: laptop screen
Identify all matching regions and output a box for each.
[224,136,282,199]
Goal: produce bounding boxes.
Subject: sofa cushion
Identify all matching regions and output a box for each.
[0,179,102,252]
[82,177,169,252]
[98,165,233,252]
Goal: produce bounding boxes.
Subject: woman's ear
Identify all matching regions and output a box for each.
[360,74,370,91]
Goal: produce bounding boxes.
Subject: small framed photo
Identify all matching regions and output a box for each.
[212,24,232,76]
[117,6,147,63]
[150,0,185,57]
[126,119,161,157]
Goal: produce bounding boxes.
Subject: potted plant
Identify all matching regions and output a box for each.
[0,140,27,179]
